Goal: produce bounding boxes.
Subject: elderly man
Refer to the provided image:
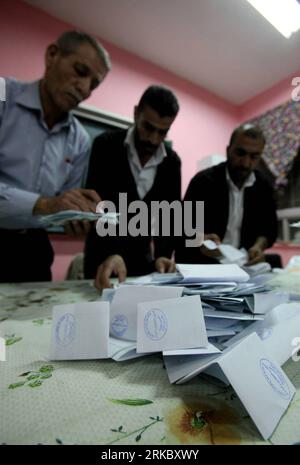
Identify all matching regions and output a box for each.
[0,30,111,282]
[176,124,278,266]
[84,85,181,290]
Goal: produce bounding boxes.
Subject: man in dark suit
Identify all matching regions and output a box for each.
[176,124,278,266]
[84,85,181,289]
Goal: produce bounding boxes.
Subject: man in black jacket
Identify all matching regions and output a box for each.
[176,124,278,266]
[84,85,181,289]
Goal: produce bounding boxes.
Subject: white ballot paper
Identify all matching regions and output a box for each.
[164,333,295,439]
[50,302,110,360]
[110,285,184,341]
[136,295,208,353]
[177,264,249,283]
[224,302,300,366]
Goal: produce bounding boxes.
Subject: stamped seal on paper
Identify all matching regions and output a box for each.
[55,313,76,347]
[144,309,168,341]
[111,314,128,337]
[260,358,291,400]
[257,327,273,341]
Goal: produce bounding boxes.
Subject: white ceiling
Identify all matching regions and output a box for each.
[25,0,300,104]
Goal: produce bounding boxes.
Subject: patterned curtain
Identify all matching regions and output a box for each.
[248,100,300,188]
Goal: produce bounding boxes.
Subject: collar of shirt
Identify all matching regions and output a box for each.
[225,167,256,193]
[124,126,167,171]
[15,80,73,131]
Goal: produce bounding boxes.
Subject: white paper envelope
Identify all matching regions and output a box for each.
[110,285,183,341]
[218,333,295,440]
[136,295,208,353]
[50,302,110,360]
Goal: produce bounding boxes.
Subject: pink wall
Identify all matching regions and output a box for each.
[239,71,300,122]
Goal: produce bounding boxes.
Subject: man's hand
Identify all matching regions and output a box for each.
[200,233,222,259]
[64,220,92,237]
[246,236,268,266]
[246,245,265,266]
[94,255,127,291]
[33,188,101,215]
[155,257,176,273]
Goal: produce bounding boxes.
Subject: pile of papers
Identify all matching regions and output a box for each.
[39,209,119,226]
[49,263,300,440]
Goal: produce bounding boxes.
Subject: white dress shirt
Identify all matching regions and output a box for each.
[124,127,166,199]
[222,168,256,248]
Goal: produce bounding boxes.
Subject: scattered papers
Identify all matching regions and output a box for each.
[39,209,119,226]
[136,295,208,353]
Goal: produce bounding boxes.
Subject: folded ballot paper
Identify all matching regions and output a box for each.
[39,209,119,227]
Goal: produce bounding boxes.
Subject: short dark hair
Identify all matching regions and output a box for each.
[137,85,180,118]
[56,30,111,72]
[229,123,266,147]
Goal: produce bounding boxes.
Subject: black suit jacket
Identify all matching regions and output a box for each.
[176,161,278,264]
[84,129,181,278]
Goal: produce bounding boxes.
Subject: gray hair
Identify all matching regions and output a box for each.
[56,30,111,73]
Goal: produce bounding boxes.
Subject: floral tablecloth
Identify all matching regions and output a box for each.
[0,280,300,445]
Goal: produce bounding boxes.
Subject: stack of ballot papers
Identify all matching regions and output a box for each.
[49,275,300,440]
[39,209,119,226]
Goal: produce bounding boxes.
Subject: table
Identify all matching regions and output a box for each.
[1,280,300,445]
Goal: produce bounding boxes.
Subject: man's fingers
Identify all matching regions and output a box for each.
[95,264,112,291]
[80,189,102,205]
[167,261,176,273]
[64,222,75,236]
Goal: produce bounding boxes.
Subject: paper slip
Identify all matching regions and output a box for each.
[164,352,221,384]
[218,333,295,440]
[243,291,289,314]
[202,239,219,250]
[110,285,184,341]
[136,295,208,353]
[126,273,180,285]
[207,329,236,338]
[177,264,249,283]
[219,245,248,266]
[50,302,109,360]
[163,342,220,356]
[108,337,148,361]
[203,309,264,320]
[39,209,119,226]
